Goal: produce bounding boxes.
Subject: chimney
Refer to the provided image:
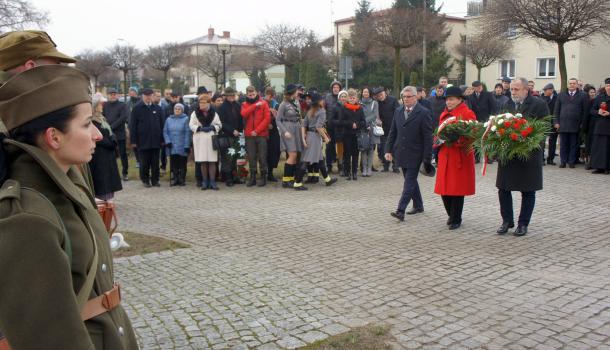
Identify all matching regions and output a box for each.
[208,27,215,39]
[223,31,230,38]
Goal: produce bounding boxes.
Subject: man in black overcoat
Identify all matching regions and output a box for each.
[553,78,588,168]
[541,83,558,165]
[103,88,130,180]
[496,78,550,236]
[374,87,401,173]
[468,80,498,163]
[129,88,164,187]
[385,86,433,221]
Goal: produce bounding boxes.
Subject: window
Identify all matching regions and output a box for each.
[506,25,517,38]
[499,60,516,78]
[537,58,556,78]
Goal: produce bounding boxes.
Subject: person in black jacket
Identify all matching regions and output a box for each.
[541,83,559,165]
[129,88,164,187]
[416,86,432,111]
[217,87,243,186]
[386,86,433,221]
[103,88,130,180]
[337,89,366,180]
[582,84,599,169]
[90,93,122,199]
[373,87,400,172]
[554,78,588,168]
[468,81,498,163]
[324,81,342,172]
[427,85,446,129]
[264,87,281,182]
[496,78,550,236]
[589,79,610,174]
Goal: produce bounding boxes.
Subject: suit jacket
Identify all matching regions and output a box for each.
[102,101,128,141]
[590,92,610,135]
[385,103,433,169]
[468,90,497,122]
[553,90,587,133]
[497,95,549,191]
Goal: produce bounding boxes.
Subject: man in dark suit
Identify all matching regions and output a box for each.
[130,88,165,187]
[542,83,558,165]
[496,78,550,236]
[468,80,497,163]
[103,88,130,181]
[385,86,434,221]
[554,78,588,168]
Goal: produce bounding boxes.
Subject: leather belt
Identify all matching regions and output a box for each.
[0,283,121,350]
[280,118,300,123]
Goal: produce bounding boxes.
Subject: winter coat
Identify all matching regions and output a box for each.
[241,97,271,137]
[163,114,191,156]
[377,95,400,136]
[0,139,137,350]
[336,103,367,139]
[190,108,222,162]
[494,94,510,112]
[218,100,243,136]
[89,121,122,197]
[468,90,497,122]
[553,90,588,133]
[591,92,610,135]
[496,95,549,191]
[385,103,433,169]
[361,98,381,144]
[324,93,339,129]
[129,101,164,150]
[102,101,129,140]
[434,103,476,196]
[427,95,446,128]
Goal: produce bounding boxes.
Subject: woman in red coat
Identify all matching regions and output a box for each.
[434,86,477,230]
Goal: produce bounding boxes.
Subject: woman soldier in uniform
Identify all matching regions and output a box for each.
[276,84,304,188]
[0,65,138,349]
[292,92,338,190]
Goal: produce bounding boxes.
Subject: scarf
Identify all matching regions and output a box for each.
[92,112,114,136]
[344,103,361,112]
[196,106,215,126]
[245,96,259,104]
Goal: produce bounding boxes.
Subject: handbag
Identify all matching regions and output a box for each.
[95,199,118,237]
[372,124,384,137]
[357,131,372,151]
[212,134,231,151]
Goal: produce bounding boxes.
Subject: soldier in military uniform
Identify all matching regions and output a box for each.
[277,84,304,188]
[0,65,138,349]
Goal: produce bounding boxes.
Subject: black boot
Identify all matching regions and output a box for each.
[225,172,234,187]
[247,172,257,187]
[267,169,278,182]
[258,173,267,187]
[382,162,390,172]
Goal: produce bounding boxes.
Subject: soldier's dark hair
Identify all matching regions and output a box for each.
[9,106,77,146]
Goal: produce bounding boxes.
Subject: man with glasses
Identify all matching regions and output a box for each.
[386,86,434,222]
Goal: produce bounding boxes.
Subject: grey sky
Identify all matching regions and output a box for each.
[30,0,469,55]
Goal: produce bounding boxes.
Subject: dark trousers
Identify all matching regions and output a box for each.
[547,131,558,161]
[378,136,388,168]
[160,146,167,170]
[195,162,202,185]
[498,189,536,227]
[343,134,359,175]
[219,139,237,177]
[139,148,160,185]
[441,195,464,225]
[169,155,187,184]
[397,167,423,212]
[117,139,128,176]
[560,132,579,165]
[246,136,268,176]
[326,137,337,169]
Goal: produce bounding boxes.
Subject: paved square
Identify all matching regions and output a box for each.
[113,164,610,349]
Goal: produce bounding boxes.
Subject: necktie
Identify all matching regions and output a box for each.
[405,108,412,121]
[516,102,521,111]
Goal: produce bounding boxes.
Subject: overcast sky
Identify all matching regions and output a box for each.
[30,0,469,55]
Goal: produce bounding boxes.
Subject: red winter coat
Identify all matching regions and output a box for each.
[434,102,476,196]
[241,98,271,137]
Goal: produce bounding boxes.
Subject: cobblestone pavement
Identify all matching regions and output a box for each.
[113,163,610,349]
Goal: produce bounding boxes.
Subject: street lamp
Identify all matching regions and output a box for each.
[217,38,231,89]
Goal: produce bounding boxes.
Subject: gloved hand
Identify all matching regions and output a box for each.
[196,126,204,132]
[202,126,214,132]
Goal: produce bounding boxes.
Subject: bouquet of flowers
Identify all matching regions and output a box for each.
[227,134,249,179]
[476,113,550,167]
[434,117,482,149]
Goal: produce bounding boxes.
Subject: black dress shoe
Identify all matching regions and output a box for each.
[547,160,556,165]
[446,218,451,225]
[143,182,151,188]
[513,225,528,236]
[559,163,566,168]
[390,211,405,222]
[496,222,515,235]
[392,168,400,173]
[569,164,575,168]
[448,223,461,230]
[352,174,357,181]
[592,169,605,174]
[406,208,424,215]
[325,178,338,186]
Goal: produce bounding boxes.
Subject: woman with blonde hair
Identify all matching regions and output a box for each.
[190,94,222,190]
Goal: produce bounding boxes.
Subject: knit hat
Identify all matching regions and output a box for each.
[174,103,184,111]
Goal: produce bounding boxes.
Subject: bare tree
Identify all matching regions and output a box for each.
[188,49,225,90]
[254,24,308,81]
[456,31,512,81]
[75,50,113,91]
[0,0,49,32]
[482,0,610,91]
[145,42,187,89]
[108,43,143,99]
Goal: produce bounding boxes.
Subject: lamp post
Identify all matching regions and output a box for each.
[217,38,231,90]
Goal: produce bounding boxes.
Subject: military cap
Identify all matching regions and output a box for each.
[0,65,91,131]
[141,88,153,95]
[0,30,76,71]
[542,83,554,91]
[285,83,298,94]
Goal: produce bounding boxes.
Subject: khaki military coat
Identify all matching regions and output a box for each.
[0,139,138,350]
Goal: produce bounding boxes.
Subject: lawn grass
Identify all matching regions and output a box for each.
[299,325,395,350]
[112,231,190,258]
